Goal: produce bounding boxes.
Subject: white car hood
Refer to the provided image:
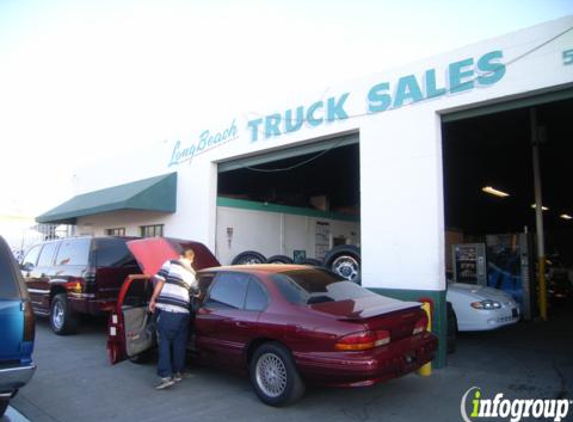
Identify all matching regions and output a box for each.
[448,283,513,302]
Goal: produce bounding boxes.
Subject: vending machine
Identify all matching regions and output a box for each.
[451,243,487,285]
[485,233,536,320]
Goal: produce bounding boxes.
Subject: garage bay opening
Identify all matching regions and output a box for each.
[216,134,361,282]
[442,92,573,328]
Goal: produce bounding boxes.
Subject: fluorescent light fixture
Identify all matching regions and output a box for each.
[482,186,510,198]
[560,214,572,220]
[530,203,549,211]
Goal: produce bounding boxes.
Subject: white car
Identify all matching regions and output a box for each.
[446,283,520,331]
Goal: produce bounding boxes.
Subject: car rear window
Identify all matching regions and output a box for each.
[94,238,137,267]
[272,269,374,305]
[55,238,91,266]
[0,239,23,299]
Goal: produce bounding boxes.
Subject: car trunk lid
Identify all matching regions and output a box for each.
[310,295,423,341]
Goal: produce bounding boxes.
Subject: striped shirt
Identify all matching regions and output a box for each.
[154,259,198,314]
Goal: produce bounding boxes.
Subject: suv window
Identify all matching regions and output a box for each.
[94,238,137,267]
[0,240,20,298]
[37,242,59,267]
[22,245,42,269]
[245,278,269,311]
[206,272,249,309]
[55,238,91,266]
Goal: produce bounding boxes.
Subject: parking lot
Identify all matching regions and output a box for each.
[3,305,572,422]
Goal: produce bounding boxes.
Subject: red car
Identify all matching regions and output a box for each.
[107,238,437,406]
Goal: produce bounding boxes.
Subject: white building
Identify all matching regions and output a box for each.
[38,16,573,367]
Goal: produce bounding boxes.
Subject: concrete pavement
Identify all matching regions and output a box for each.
[4,306,573,422]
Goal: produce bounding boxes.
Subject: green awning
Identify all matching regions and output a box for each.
[36,173,177,224]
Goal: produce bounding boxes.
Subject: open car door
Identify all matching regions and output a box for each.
[106,237,221,365]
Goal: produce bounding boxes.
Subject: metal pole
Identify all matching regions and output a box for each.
[530,107,547,321]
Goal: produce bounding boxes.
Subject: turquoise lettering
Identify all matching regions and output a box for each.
[306,101,324,127]
[248,118,263,142]
[265,114,282,139]
[477,50,506,85]
[394,75,423,108]
[367,82,391,113]
[449,57,474,93]
[327,93,350,121]
[285,106,304,133]
[425,69,447,98]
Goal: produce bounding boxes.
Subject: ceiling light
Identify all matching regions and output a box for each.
[560,214,572,220]
[531,204,549,211]
[482,186,510,198]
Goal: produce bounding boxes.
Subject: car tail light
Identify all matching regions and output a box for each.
[335,330,390,351]
[66,277,86,294]
[23,300,35,342]
[412,313,428,335]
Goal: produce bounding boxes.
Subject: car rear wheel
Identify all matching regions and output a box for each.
[231,251,266,265]
[249,342,305,407]
[50,293,79,335]
[0,398,8,418]
[266,255,293,264]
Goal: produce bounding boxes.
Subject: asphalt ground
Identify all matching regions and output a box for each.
[4,303,573,422]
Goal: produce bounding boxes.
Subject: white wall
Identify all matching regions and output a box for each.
[71,16,573,292]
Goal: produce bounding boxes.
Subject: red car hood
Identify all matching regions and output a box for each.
[310,295,421,320]
[126,238,220,276]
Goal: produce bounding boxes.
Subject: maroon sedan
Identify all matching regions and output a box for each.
[107,238,437,406]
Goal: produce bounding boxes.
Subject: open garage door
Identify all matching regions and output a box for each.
[216,134,361,282]
[442,89,573,334]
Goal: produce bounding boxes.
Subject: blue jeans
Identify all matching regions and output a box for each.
[156,310,190,378]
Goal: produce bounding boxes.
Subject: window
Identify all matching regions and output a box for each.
[94,238,137,268]
[21,245,42,269]
[55,238,91,266]
[0,241,21,298]
[140,224,164,238]
[272,268,375,305]
[206,272,249,309]
[106,227,126,236]
[244,278,269,311]
[37,242,59,267]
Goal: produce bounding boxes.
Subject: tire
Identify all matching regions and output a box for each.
[249,342,305,407]
[0,398,8,418]
[447,302,457,354]
[50,293,79,335]
[231,251,266,265]
[324,245,361,283]
[266,255,293,264]
[299,258,323,267]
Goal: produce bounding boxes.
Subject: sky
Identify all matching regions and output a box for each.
[0,0,572,217]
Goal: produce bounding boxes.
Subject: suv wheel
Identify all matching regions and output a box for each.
[249,342,305,407]
[0,398,8,418]
[50,293,79,335]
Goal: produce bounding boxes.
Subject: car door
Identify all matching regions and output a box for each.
[107,275,154,364]
[33,241,60,312]
[20,244,44,313]
[195,272,268,368]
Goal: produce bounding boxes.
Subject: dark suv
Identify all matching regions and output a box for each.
[0,236,36,417]
[20,236,140,335]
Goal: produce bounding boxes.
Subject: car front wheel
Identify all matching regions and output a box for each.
[249,342,305,407]
[50,293,79,335]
